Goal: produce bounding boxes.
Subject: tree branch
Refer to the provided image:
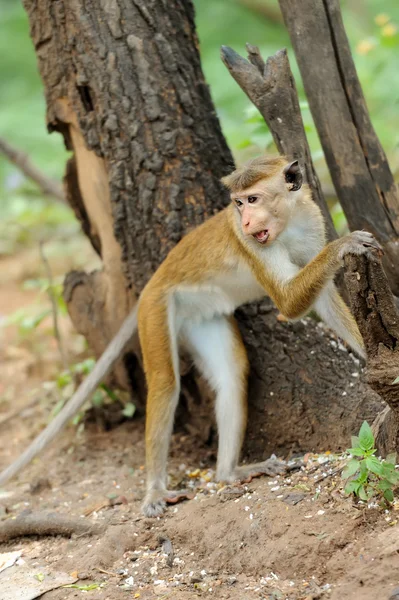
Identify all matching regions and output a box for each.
[0,136,65,203]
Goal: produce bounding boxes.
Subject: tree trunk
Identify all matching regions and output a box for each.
[344,254,399,455]
[279,0,399,295]
[24,0,385,457]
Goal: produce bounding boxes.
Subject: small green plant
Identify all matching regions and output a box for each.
[342,421,399,503]
[52,358,135,425]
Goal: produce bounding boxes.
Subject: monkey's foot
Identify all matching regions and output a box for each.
[142,489,194,518]
[234,458,287,483]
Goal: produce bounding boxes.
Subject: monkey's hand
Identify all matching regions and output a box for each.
[338,230,383,260]
[233,457,287,483]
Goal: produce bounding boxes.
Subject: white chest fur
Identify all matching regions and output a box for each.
[174,262,264,322]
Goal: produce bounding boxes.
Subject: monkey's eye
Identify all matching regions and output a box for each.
[235,199,243,207]
[247,196,258,204]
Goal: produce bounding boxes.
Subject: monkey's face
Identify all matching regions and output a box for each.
[231,161,303,245]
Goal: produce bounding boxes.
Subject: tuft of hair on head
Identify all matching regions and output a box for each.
[221,155,288,193]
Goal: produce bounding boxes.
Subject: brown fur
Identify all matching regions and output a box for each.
[221,155,287,193]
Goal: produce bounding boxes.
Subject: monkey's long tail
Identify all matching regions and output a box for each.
[0,307,138,487]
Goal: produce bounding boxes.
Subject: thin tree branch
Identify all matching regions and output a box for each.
[0,136,65,203]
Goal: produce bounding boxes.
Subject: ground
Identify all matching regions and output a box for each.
[1,243,399,600]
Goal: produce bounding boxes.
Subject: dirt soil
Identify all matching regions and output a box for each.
[1,247,399,600]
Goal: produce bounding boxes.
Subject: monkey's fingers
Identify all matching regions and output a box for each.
[363,241,384,254]
[276,313,288,323]
[164,490,195,505]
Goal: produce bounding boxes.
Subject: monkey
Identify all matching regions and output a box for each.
[0,155,382,518]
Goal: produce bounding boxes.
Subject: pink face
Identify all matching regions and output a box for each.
[231,179,291,245]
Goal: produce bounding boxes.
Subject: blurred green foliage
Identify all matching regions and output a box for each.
[0,0,398,250]
[194,0,399,172]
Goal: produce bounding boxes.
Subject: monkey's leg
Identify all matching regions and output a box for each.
[183,316,249,480]
[139,298,187,517]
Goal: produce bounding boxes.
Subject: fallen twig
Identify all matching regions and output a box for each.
[0,511,104,542]
[0,136,65,202]
[0,397,40,428]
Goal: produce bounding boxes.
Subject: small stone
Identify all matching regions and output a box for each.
[389,587,399,600]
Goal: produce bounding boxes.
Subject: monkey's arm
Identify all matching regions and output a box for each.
[0,307,138,486]
[258,231,381,321]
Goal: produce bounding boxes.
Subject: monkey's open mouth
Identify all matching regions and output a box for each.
[253,230,270,244]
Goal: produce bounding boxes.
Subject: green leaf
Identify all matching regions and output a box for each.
[384,488,394,503]
[20,308,51,332]
[345,480,361,495]
[358,421,375,452]
[358,485,369,501]
[100,383,119,402]
[384,470,399,485]
[91,390,104,407]
[378,479,393,491]
[391,376,399,385]
[351,436,360,448]
[63,583,101,591]
[365,456,384,476]
[34,573,45,582]
[342,459,360,479]
[122,402,136,418]
[348,447,366,457]
[56,371,72,388]
[73,358,95,375]
[51,398,66,418]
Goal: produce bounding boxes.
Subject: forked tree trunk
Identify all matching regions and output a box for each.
[23,0,385,457]
[279,0,399,295]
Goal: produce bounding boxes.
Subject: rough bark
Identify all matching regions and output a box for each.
[279,0,399,295]
[344,254,399,455]
[221,45,336,241]
[23,0,385,456]
[23,0,233,361]
[238,300,383,459]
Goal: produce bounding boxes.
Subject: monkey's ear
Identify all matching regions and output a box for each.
[283,160,303,192]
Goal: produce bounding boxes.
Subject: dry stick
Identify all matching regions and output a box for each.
[0,137,65,202]
[0,511,104,542]
[344,254,399,455]
[39,241,69,372]
[220,44,336,242]
[0,397,41,428]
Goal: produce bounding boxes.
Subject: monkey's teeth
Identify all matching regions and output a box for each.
[254,230,269,243]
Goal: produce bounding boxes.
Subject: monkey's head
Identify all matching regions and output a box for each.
[222,156,303,245]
